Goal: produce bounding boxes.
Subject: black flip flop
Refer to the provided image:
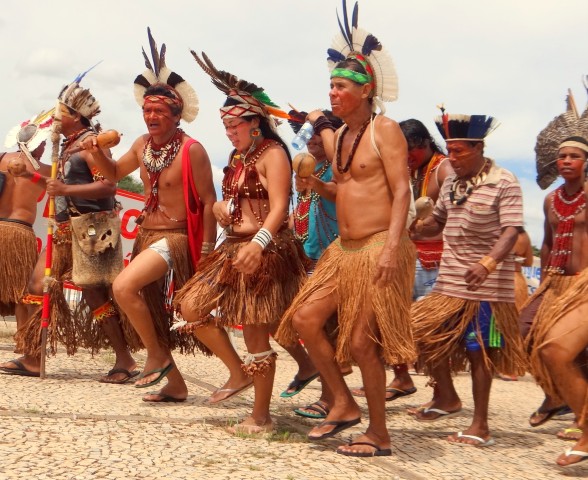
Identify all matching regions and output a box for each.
[385,386,417,402]
[337,441,392,457]
[0,359,40,377]
[529,405,570,427]
[294,401,330,419]
[134,363,174,389]
[280,372,320,398]
[142,391,186,403]
[308,417,361,440]
[99,368,140,384]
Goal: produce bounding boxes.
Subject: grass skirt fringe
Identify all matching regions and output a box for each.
[412,293,527,376]
[514,271,529,312]
[175,229,308,330]
[0,221,38,316]
[131,228,207,355]
[276,231,416,366]
[529,269,588,400]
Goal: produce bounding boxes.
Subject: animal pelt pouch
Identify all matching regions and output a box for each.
[70,211,123,287]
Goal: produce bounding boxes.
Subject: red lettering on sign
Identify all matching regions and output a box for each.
[121,209,141,239]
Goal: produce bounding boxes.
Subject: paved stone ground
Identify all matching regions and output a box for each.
[0,321,585,480]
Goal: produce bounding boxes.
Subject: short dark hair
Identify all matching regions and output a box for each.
[333,58,373,102]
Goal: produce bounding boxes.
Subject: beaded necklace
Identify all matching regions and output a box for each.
[293,162,337,248]
[335,114,374,174]
[137,128,184,224]
[222,138,275,227]
[60,128,93,159]
[546,185,586,274]
[448,159,491,205]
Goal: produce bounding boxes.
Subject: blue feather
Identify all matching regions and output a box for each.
[73,61,102,84]
[468,115,495,139]
[351,1,358,29]
[327,48,346,63]
[337,12,351,47]
[361,34,381,56]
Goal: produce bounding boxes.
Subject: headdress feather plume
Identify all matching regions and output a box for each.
[134,27,198,123]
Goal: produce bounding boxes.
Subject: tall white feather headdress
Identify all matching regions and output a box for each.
[4,109,54,170]
[327,0,398,114]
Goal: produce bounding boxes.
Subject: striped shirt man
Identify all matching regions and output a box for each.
[432,159,524,302]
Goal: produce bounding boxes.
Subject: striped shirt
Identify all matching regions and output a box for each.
[432,159,523,302]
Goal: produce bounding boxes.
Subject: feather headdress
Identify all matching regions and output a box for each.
[4,109,54,170]
[191,50,290,126]
[57,64,101,123]
[134,28,199,123]
[535,87,588,189]
[327,0,398,114]
[434,105,499,143]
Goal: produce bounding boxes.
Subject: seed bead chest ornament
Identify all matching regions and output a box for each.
[535,85,588,274]
[434,106,499,206]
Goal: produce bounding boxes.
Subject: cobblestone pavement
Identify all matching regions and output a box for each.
[0,321,585,480]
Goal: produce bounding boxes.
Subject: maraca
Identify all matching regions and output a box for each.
[292,152,316,178]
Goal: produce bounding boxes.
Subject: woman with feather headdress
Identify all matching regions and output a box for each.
[174,51,308,434]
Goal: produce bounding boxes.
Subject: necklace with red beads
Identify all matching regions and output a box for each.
[546,185,586,274]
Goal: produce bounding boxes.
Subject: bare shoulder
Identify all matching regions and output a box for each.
[374,115,404,145]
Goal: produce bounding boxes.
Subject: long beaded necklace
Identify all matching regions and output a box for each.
[335,114,374,174]
[546,185,586,274]
[293,162,337,245]
[222,138,275,227]
[448,159,491,205]
[60,127,93,157]
[137,128,184,224]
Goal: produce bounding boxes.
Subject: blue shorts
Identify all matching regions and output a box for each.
[463,301,503,351]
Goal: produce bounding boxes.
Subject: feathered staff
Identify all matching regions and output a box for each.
[39,67,95,378]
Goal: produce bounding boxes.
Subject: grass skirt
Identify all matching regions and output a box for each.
[131,227,208,354]
[0,221,37,316]
[514,271,529,313]
[15,222,140,357]
[175,229,308,329]
[529,269,587,400]
[412,293,527,376]
[276,231,416,366]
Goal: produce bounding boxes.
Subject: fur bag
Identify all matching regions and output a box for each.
[70,211,123,287]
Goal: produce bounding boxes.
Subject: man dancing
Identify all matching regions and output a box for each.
[81,29,217,402]
[277,1,416,457]
[410,110,526,447]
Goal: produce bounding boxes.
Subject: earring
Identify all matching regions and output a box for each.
[250,127,262,140]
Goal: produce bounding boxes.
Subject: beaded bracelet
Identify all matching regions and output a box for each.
[251,228,273,249]
[313,116,335,135]
[201,242,215,255]
[478,255,497,274]
[31,172,42,184]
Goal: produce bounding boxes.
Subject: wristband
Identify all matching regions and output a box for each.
[251,228,273,250]
[31,172,42,184]
[313,115,335,135]
[478,255,497,274]
[201,242,215,255]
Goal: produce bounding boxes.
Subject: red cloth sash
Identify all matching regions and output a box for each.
[413,239,443,270]
[182,138,203,269]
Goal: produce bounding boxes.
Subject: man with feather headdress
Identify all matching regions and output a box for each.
[522,91,588,436]
[81,29,217,403]
[0,111,51,332]
[276,1,416,457]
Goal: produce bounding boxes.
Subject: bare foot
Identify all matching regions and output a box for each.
[226,416,274,435]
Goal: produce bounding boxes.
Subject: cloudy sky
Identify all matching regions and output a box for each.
[1,0,587,246]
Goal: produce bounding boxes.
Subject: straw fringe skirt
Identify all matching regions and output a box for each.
[514,271,529,313]
[15,222,140,357]
[131,227,209,354]
[529,269,588,401]
[275,231,417,366]
[412,293,527,376]
[175,229,308,330]
[0,221,38,316]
